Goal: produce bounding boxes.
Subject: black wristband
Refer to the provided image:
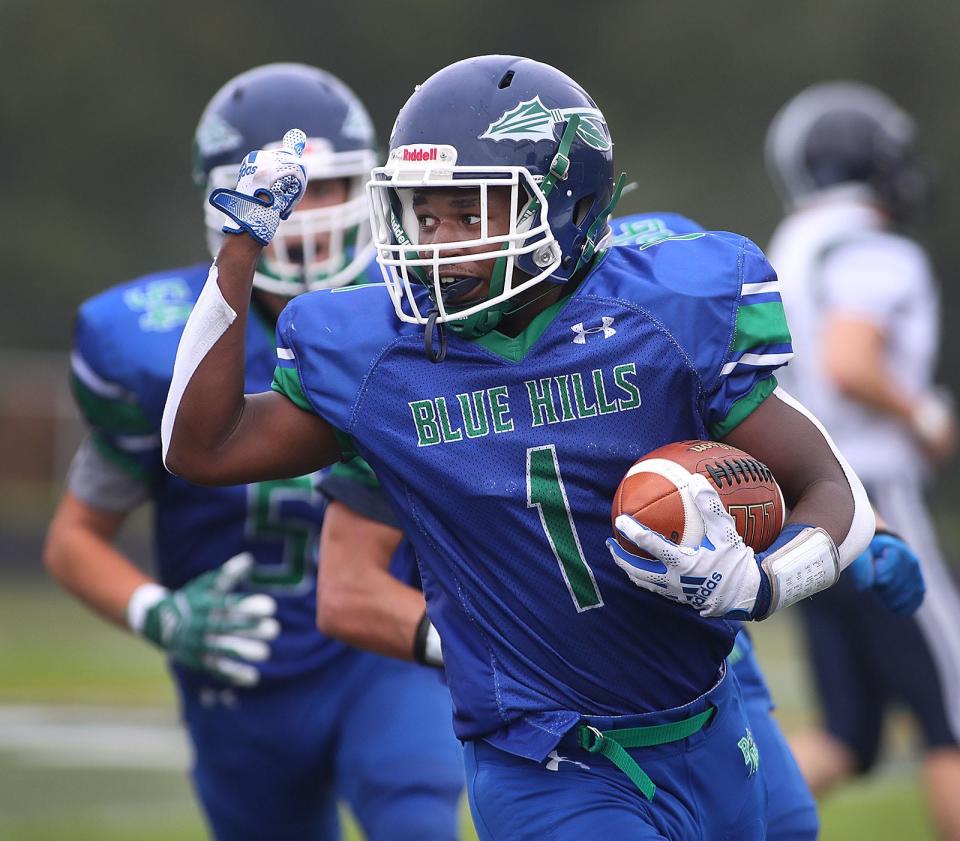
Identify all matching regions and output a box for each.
[413,611,437,667]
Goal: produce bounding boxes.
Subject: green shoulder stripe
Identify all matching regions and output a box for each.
[71,375,154,436]
[271,366,313,413]
[731,302,791,353]
[271,366,357,460]
[709,375,777,439]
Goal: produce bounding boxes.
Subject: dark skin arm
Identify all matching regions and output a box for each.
[723,390,854,546]
[164,236,341,485]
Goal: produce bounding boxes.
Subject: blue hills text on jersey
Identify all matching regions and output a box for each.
[408,362,642,447]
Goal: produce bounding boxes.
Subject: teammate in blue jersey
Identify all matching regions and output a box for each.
[163,56,875,839]
[43,64,463,841]
[316,456,444,669]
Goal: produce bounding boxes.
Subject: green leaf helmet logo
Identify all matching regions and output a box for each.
[480,96,611,151]
[342,101,374,143]
[195,113,244,158]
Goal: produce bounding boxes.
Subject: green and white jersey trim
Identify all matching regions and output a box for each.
[719,279,793,377]
[720,352,792,377]
[71,350,130,400]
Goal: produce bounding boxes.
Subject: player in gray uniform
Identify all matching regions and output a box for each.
[766,80,960,839]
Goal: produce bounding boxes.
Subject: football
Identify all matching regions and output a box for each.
[612,440,785,554]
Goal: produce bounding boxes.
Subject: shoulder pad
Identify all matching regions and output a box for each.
[275,283,411,430]
[73,263,210,427]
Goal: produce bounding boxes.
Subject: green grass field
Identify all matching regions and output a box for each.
[0,575,936,840]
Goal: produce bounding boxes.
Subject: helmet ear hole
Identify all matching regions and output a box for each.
[573,194,595,228]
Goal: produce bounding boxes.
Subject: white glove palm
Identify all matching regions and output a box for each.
[607,473,766,620]
[209,128,307,246]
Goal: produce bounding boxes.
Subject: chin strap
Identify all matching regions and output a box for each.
[424,309,448,363]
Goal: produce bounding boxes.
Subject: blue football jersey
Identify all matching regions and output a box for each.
[272,231,793,759]
[72,260,375,683]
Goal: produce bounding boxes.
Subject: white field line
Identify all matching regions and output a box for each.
[0,705,190,770]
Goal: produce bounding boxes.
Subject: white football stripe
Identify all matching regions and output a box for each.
[114,433,162,452]
[70,351,129,399]
[720,352,794,376]
[276,347,295,360]
[741,281,780,296]
[623,458,703,547]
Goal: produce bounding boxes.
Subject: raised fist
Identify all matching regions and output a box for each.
[209,128,308,246]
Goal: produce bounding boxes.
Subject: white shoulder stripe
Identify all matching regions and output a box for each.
[70,351,129,399]
[276,347,295,360]
[114,433,162,452]
[741,281,780,297]
[720,352,793,376]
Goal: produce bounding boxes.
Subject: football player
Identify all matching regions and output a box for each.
[162,56,875,839]
[316,209,918,841]
[766,81,960,838]
[43,64,463,841]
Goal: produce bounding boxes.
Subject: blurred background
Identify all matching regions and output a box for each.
[1,0,957,837]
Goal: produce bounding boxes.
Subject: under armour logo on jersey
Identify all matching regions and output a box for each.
[571,317,616,344]
[738,728,760,777]
[545,750,590,772]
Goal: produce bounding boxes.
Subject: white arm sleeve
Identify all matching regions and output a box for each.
[774,385,874,569]
[160,264,236,468]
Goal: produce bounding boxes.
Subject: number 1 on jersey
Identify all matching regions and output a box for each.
[527,445,604,612]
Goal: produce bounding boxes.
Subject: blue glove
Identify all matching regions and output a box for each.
[209,128,307,246]
[846,532,925,616]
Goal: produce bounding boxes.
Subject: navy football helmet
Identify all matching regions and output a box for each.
[194,63,377,295]
[766,81,928,221]
[367,55,621,337]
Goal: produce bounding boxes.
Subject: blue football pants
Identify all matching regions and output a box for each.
[178,648,464,840]
[464,667,767,840]
[734,631,819,841]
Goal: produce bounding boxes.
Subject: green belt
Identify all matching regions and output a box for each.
[577,706,716,800]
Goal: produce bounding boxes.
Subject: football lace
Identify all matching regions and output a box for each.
[704,458,773,488]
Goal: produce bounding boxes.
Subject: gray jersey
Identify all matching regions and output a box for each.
[768,187,939,483]
[66,436,151,512]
